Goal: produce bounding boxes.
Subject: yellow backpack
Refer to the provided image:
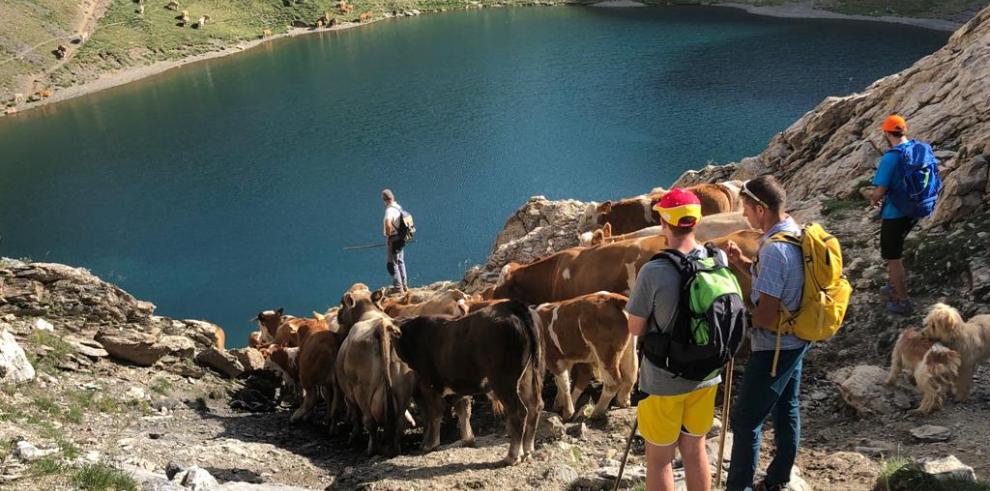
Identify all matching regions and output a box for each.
[767,223,852,374]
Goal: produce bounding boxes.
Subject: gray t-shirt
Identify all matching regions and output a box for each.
[625,245,724,396]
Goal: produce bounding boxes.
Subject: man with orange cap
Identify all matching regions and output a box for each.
[626,188,725,491]
[870,114,926,314]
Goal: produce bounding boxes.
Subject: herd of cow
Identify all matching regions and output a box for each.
[247,181,759,466]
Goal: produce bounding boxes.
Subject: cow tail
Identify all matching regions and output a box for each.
[512,299,544,406]
[379,321,398,427]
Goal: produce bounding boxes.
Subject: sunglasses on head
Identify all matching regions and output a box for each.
[741,183,769,209]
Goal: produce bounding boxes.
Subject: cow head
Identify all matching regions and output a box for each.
[256,307,285,341]
[577,201,602,233]
[339,288,384,331]
[493,262,522,299]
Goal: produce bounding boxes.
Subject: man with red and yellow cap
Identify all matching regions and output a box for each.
[870,114,920,314]
[625,188,724,491]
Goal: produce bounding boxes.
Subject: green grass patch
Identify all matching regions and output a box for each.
[72,463,138,491]
[149,377,173,397]
[874,458,990,491]
[28,330,74,375]
[95,396,121,414]
[821,196,863,217]
[30,457,67,476]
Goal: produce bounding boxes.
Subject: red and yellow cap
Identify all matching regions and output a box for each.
[653,188,702,228]
[882,114,907,134]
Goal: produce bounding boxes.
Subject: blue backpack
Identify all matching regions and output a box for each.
[885,140,942,219]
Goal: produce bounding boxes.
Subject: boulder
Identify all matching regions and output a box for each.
[484,196,592,271]
[180,466,219,490]
[32,318,54,331]
[230,347,265,371]
[64,335,109,358]
[157,335,196,359]
[181,319,224,351]
[832,365,904,416]
[910,424,952,442]
[196,347,244,378]
[95,326,168,366]
[536,411,566,441]
[919,455,976,481]
[0,326,35,384]
[13,441,57,461]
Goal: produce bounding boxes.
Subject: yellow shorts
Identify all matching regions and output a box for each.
[637,385,718,446]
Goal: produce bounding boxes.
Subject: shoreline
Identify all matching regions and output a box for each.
[0,2,962,120]
[715,1,961,32]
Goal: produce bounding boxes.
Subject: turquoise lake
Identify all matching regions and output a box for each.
[0,6,947,343]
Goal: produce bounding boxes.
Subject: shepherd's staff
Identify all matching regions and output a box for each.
[714,357,736,488]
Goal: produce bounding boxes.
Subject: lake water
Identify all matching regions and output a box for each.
[0,6,947,343]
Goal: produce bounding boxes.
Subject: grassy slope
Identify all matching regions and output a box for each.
[2,0,988,105]
[0,0,83,98]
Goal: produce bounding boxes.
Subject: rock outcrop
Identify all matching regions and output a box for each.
[483,196,592,271]
[674,6,990,224]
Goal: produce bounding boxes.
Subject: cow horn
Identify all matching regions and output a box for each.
[313,311,325,321]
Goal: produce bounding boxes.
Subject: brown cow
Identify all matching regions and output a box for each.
[494,230,760,305]
[255,308,289,345]
[384,289,470,318]
[335,288,417,456]
[578,211,751,247]
[359,11,373,22]
[291,310,347,429]
[579,192,664,235]
[393,300,544,465]
[530,292,635,420]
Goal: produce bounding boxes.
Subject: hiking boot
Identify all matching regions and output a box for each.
[754,481,785,491]
[880,284,895,297]
[387,286,404,295]
[886,299,914,315]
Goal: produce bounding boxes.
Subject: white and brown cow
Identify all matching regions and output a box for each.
[383,289,470,319]
[335,287,417,457]
[494,230,760,305]
[529,292,635,420]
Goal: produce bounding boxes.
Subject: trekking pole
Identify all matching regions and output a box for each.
[613,418,638,491]
[714,358,735,489]
[342,243,386,251]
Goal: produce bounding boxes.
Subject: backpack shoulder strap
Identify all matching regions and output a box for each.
[769,231,802,247]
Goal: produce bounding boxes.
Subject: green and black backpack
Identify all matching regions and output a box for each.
[640,244,748,381]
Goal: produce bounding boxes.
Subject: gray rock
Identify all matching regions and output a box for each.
[230,347,265,371]
[707,432,734,468]
[32,318,54,331]
[566,422,587,439]
[157,335,196,359]
[536,411,566,441]
[592,462,646,488]
[854,440,897,458]
[910,425,952,442]
[65,335,109,358]
[833,365,899,416]
[13,441,57,461]
[218,483,313,490]
[0,326,35,385]
[483,196,592,272]
[920,455,976,481]
[95,326,168,366]
[196,347,244,378]
[544,463,579,485]
[181,466,219,490]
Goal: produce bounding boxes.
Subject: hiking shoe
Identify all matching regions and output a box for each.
[886,300,914,315]
[880,284,896,297]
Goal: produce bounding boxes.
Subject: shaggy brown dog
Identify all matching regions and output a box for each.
[886,327,961,414]
[923,303,990,401]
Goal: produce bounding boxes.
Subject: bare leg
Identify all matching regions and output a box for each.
[888,259,909,302]
[678,433,711,491]
[644,441,677,491]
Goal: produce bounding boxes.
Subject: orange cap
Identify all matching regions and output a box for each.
[882,115,907,134]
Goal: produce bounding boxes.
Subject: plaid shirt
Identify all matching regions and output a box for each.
[750,217,808,352]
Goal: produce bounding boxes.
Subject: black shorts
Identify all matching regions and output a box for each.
[880,217,918,260]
